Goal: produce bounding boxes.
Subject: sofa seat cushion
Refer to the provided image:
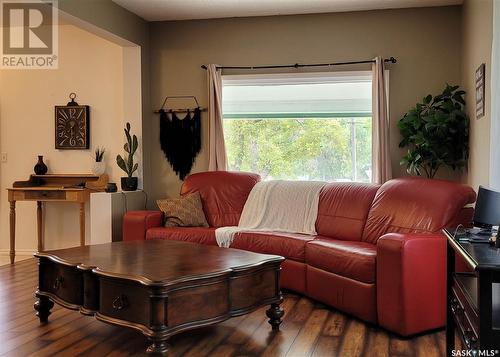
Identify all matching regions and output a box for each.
[146,227,217,246]
[230,231,316,262]
[306,238,376,283]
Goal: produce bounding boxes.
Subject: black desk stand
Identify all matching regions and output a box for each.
[444,228,500,356]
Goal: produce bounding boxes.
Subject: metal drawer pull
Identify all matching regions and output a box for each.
[112,295,128,311]
[463,330,477,349]
[450,296,464,314]
[53,276,64,291]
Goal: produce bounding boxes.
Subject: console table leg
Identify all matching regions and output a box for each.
[9,200,15,264]
[79,202,85,246]
[37,201,44,252]
[34,294,54,323]
[146,337,170,355]
[266,296,284,331]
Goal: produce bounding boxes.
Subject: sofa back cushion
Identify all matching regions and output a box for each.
[181,171,260,227]
[316,183,380,241]
[361,177,476,244]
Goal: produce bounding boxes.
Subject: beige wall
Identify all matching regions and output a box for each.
[0,0,148,255]
[461,0,493,190]
[150,6,463,200]
[0,24,126,252]
[59,0,152,196]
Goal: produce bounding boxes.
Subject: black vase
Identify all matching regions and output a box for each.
[34,155,48,175]
[105,183,118,193]
[121,177,138,191]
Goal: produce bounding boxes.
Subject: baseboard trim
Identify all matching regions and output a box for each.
[0,249,35,257]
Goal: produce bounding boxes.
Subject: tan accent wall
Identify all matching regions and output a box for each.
[149,6,462,200]
[58,0,152,197]
[0,0,149,254]
[0,25,125,251]
[461,0,493,190]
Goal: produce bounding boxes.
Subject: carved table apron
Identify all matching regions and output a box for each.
[34,240,284,354]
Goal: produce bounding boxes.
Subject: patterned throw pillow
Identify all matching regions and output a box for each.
[156,192,209,228]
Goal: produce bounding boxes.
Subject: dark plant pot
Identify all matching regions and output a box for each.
[34,155,48,175]
[121,177,138,191]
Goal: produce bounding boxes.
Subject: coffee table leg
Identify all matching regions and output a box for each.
[146,337,170,355]
[34,293,54,323]
[266,295,284,331]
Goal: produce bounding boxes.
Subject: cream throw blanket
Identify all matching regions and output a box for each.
[215,180,325,247]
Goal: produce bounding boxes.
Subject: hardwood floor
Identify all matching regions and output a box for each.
[0,255,31,266]
[0,259,448,357]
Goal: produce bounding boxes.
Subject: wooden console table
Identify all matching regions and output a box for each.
[7,174,99,264]
[444,228,500,355]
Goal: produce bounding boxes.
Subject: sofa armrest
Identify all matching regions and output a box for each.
[376,232,446,336]
[123,211,163,241]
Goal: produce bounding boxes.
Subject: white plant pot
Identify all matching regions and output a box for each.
[92,161,106,176]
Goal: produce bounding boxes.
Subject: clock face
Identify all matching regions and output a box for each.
[55,105,89,149]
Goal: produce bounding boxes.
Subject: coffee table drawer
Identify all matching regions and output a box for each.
[40,260,83,305]
[231,268,277,310]
[99,278,151,326]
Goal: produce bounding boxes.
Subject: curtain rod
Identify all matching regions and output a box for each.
[201,57,396,71]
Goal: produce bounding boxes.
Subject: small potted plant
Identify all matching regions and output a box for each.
[92,147,106,176]
[116,122,139,191]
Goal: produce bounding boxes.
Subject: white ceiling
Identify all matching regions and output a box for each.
[112,0,463,21]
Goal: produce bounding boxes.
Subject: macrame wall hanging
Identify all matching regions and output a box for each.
[156,96,205,180]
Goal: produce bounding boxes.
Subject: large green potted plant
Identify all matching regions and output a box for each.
[398,84,469,178]
[116,122,139,191]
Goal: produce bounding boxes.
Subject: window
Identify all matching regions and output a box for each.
[222,72,373,182]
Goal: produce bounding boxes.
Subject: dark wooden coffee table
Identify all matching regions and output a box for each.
[34,240,284,354]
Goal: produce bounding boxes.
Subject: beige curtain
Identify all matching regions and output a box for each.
[372,57,392,184]
[207,64,228,171]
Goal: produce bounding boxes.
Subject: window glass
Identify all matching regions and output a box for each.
[222,73,372,182]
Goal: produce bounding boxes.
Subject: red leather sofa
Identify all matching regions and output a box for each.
[123,171,476,336]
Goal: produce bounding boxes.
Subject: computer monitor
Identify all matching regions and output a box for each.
[473,186,500,229]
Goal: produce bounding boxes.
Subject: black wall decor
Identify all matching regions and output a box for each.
[157,96,204,180]
[159,108,201,180]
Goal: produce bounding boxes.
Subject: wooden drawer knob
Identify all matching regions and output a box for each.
[53,276,64,291]
[112,294,128,311]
